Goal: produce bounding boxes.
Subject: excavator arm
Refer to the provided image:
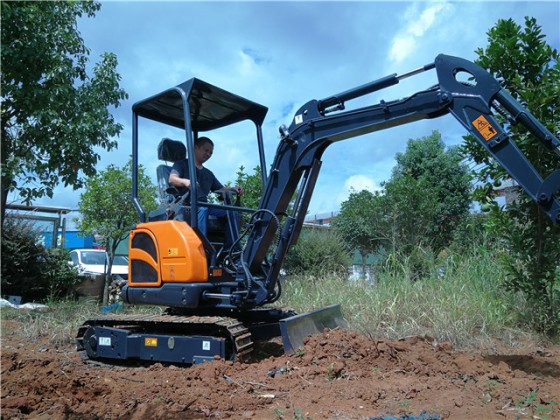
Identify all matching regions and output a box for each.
[239,54,560,307]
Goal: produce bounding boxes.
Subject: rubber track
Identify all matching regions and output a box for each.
[76,313,253,362]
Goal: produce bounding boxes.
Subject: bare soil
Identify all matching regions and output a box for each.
[1,317,559,419]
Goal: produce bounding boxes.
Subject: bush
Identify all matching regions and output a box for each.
[447,213,499,255]
[2,217,46,300]
[43,248,82,300]
[1,217,80,302]
[283,228,352,276]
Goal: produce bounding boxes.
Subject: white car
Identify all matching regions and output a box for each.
[68,249,128,280]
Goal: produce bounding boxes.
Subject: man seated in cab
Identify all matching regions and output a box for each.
[169,136,244,251]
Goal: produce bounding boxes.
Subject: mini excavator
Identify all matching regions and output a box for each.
[77,54,559,365]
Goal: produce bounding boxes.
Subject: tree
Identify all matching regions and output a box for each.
[234,165,263,210]
[77,161,158,304]
[461,17,560,334]
[1,1,128,223]
[386,131,471,254]
[332,189,387,278]
[382,175,438,252]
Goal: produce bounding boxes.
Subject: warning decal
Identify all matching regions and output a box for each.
[472,115,498,141]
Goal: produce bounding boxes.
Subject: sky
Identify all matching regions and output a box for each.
[20,0,560,220]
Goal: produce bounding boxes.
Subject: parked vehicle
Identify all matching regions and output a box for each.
[68,249,128,280]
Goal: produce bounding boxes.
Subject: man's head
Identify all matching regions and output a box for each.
[194,136,214,166]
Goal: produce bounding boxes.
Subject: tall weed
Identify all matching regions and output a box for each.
[279,247,538,349]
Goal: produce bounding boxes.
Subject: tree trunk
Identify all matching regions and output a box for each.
[102,239,113,306]
[360,252,367,282]
[102,273,111,306]
[102,239,122,306]
[1,133,12,226]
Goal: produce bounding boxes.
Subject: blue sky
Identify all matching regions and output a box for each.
[25,0,560,218]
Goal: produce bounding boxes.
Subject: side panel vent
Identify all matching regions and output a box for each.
[132,232,158,263]
[131,260,158,283]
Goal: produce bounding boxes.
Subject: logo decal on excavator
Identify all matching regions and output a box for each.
[145,337,158,347]
[472,115,497,141]
[168,248,178,256]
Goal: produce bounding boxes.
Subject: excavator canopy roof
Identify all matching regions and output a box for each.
[132,78,268,132]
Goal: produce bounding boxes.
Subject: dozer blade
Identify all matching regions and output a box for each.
[279,304,346,354]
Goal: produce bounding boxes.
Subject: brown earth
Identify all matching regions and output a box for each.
[1,317,559,420]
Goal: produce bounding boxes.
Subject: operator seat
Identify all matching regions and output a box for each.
[146,137,185,222]
[156,137,186,205]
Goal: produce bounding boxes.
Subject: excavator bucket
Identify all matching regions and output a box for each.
[279,304,346,354]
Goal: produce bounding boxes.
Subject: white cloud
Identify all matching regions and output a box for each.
[389,1,452,64]
[336,174,380,206]
[344,175,380,194]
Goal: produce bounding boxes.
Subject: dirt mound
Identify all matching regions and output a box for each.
[1,322,559,419]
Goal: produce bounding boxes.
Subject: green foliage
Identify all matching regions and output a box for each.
[383,245,437,282]
[1,217,47,300]
[234,165,263,210]
[515,389,557,419]
[382,175,439,256]
[448,213,498,255]
[284,229,352,276]
[77,161,158,303]
[1,217,80,301]
[332,132,471,281]
[461,17,560,335]
[1,1,128,221]
[463,17,558,201]
[0,300,162,347]
[485,207,560,334]
[386,131,471,254]
[332,189,386,272]
[232,165,264,229]
[293,409,312,420]
[43,249,82,300]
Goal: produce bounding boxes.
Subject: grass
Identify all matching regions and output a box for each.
[1,298,97,347]
[0,298,163,347]
[278,248,545,350]
[0,248,549,350]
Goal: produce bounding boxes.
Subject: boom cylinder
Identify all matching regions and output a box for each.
[317,62,436,113]
[318,74,399,112]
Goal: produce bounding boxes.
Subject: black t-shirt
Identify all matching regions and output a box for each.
[170,160,223,202]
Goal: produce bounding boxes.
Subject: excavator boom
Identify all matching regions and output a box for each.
[240,54,559,308]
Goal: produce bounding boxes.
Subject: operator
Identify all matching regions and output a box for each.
[168,136,244,252]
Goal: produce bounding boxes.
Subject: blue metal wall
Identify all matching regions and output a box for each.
[41,231,95,249]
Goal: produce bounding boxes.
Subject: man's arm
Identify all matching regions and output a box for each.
[169,160,191,191]
[169,172,191,190]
